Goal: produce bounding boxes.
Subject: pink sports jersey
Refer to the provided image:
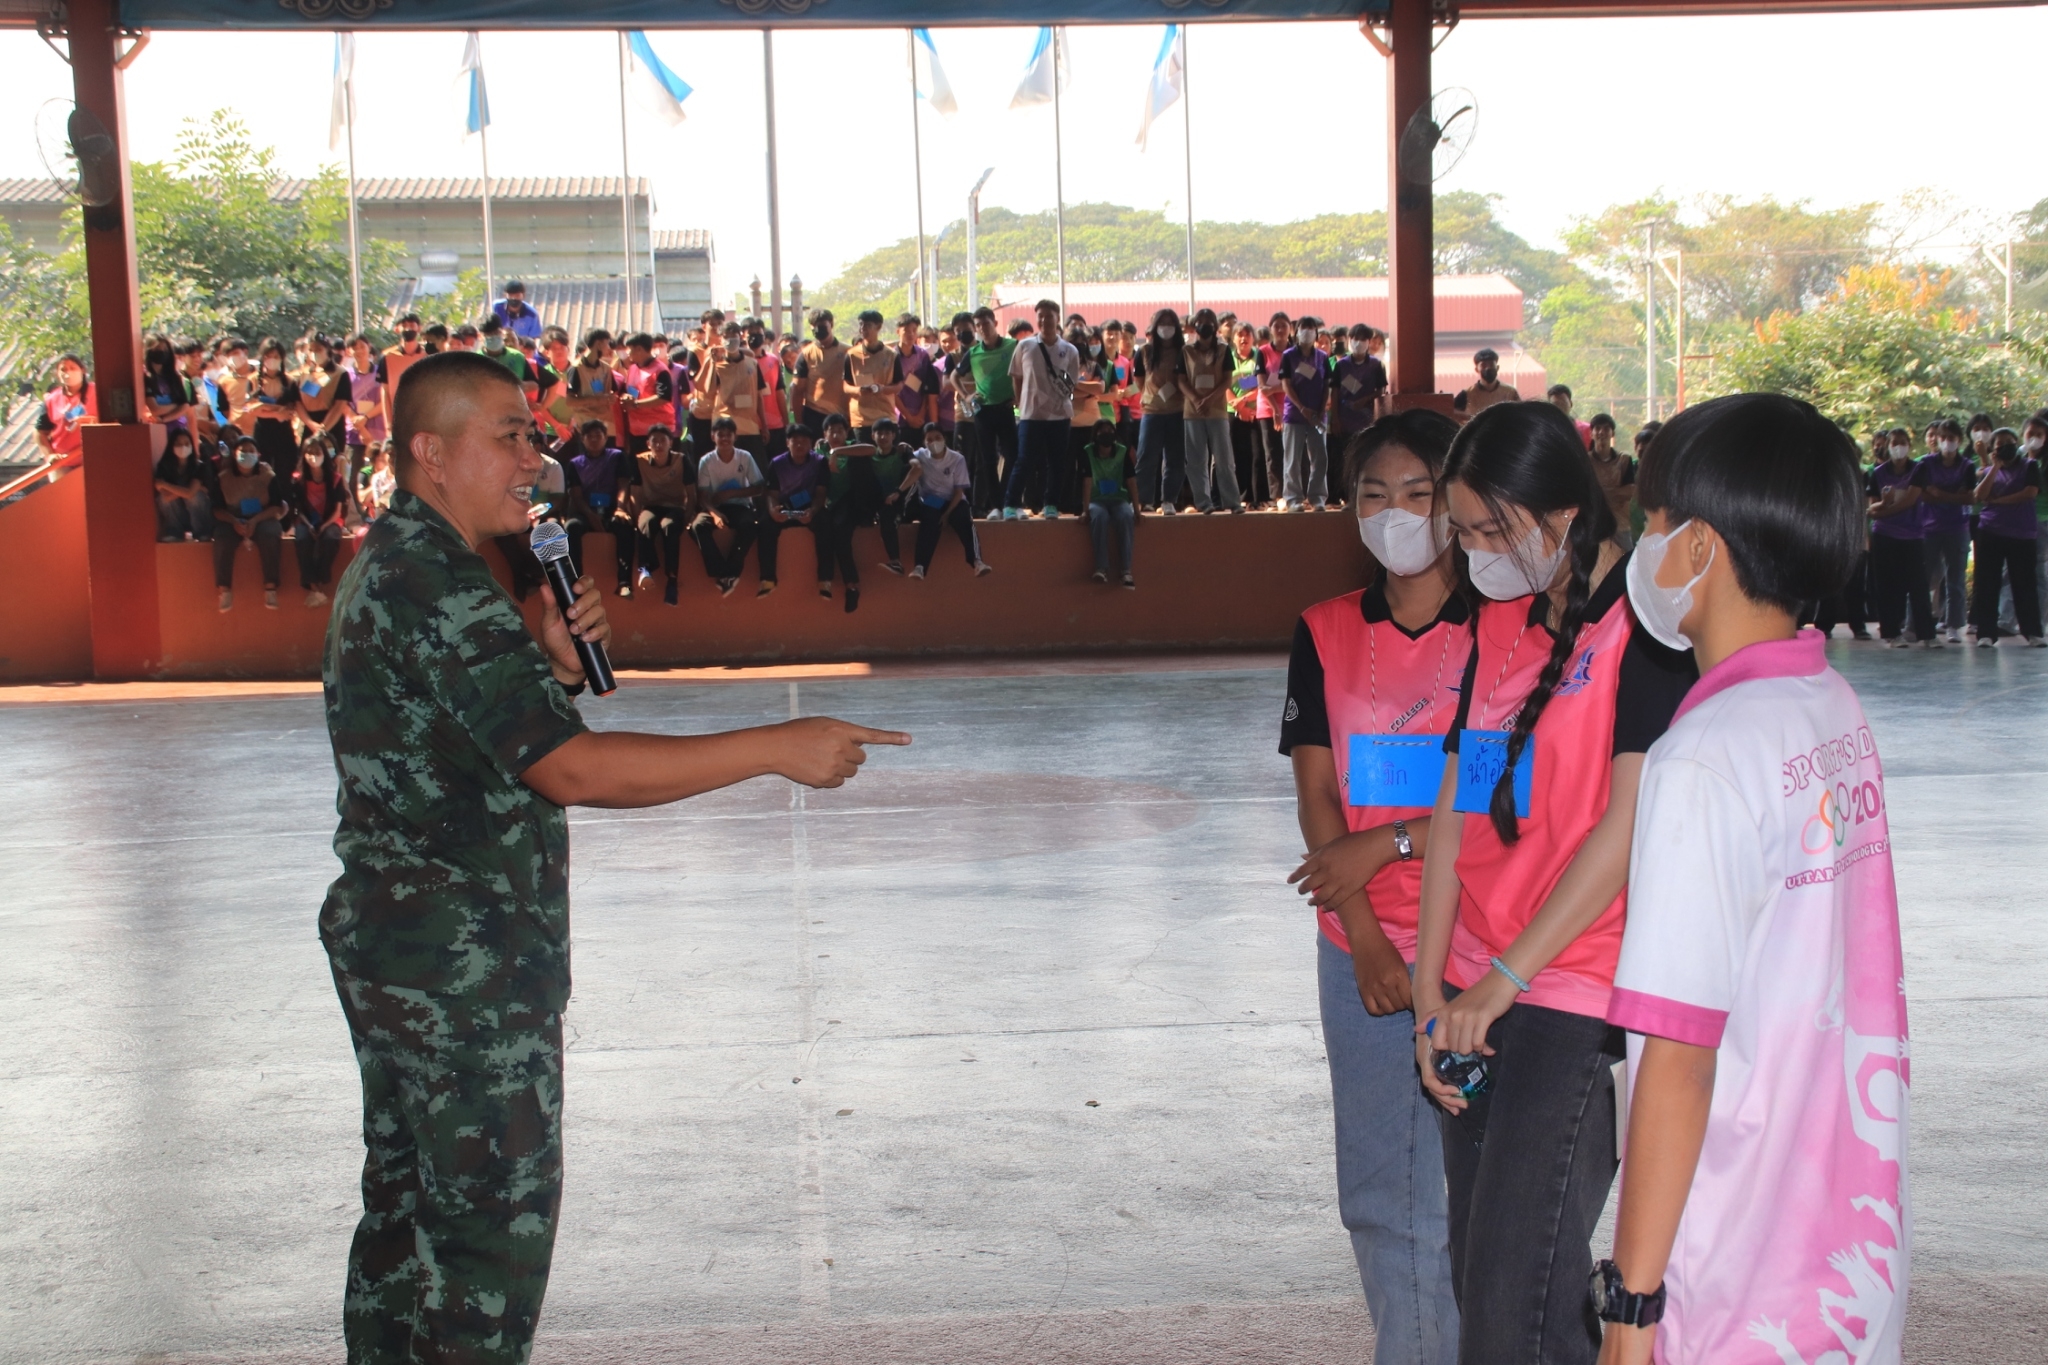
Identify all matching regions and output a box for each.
[1610,630,1909,1365]
[1447,596,1636,1018]
[1303,589,1471,959]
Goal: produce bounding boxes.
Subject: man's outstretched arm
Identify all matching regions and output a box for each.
[521,719,911,809]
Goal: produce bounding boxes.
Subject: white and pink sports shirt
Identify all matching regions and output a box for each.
[1611,629,1909,1365]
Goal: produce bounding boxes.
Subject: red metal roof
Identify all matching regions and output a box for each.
[989,275,1525,335]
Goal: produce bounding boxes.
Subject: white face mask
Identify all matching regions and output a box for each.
[1156,325,1177,341]
[926,440,946,457]
[1358,507,1448,577]
[1465,520,1570,601]
[235,452,259,472]
[1626,520,1714,652]
[2024,436,2044,455]
[1889,443,1911,460]
[1940,438,1960,455]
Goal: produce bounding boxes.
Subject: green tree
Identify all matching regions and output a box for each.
[1700,264,2047,434]
[0,110,405,401]
[804,193,1566,322]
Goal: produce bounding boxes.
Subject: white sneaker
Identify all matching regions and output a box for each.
[1977,637,1996,648]
[217,588,233,613]
[1945,629,1962,643]
[974,561,993,577]
[1923,637,1943,648]
[2031,637,2048,649]
[908,564,926,580]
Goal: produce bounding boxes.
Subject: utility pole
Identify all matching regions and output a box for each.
[1643,219,1662,423]
[762,29,784,336]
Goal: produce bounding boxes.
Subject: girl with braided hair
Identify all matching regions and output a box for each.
[1410,401,1697,1365]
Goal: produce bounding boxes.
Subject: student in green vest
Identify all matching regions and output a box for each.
[1083,418,1138,589]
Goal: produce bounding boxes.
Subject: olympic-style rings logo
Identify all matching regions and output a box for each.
[1802,777,1883,854]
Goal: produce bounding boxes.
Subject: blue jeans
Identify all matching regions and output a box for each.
[1925,526,1969,631]
[1136,413,1186,508]
[1087,499,1134,575]
[1318,934,1459,1365]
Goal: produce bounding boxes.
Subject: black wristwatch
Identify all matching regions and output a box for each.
[1391,819,1414,862]
[1590,1260,1665,1327]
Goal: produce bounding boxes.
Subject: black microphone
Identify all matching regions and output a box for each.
[529,521,616,697]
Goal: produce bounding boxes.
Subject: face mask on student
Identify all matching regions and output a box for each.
[1627,519,1714,652]
[1156,325,1177,341]
[485,335,505,353]
[2024,435,2045,455]
[1465,519,1571,601]
[1889,443,1911,459]
[812,325,830,341]
[1940,437,1960,455]
[1197,323,1216,340]
[235,451,260,472]
[926,438,946,456]
[1358,506,1448,577]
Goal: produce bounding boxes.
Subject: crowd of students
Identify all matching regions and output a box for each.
[1283,394,1911,1365]
[31,273,2046,637]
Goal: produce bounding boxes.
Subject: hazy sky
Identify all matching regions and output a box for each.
[2,9,2043,302]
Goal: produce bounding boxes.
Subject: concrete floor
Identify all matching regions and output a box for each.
[1,644,2043,1365]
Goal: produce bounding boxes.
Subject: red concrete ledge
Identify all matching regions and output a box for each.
[0,447,1369,682]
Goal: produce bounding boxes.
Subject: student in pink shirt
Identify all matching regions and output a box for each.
[1281,409,1469,1365]
[1598,394,1908,1365]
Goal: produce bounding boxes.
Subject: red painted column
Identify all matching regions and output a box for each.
[1385,0,1438,405]
[67,0,143,424]
[69,0,160,678]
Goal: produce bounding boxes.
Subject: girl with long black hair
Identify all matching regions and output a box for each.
[1132,308,1187,512]
[249,336,302,472]
[1411,401,1695,1365]
[1282,409,1469,1365]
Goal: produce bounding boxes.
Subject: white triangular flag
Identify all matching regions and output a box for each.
[460,31,490,137]
[912,28,957,118]
[1010,26,1068,110]
[625,30,693,128]
[329,33,354,153]
[1137,26,1184,151]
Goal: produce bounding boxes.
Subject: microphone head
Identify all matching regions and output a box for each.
[529,520,571,564]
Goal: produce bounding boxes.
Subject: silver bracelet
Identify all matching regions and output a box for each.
[1490,955,1532,993]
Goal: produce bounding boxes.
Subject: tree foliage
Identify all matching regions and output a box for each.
[803,192,1567,322]
[0,110,405,403]
[1699,265,2048,434]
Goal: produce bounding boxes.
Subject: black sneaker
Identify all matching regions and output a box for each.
[844,584,860,614]
[719,578,738,597]
[664,575,679,606]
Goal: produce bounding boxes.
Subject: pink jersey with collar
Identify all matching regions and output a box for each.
[1611,630,1909,1365]
[1304,589,1471,959]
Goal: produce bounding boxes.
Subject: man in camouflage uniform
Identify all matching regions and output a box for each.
[322,351,906,1364]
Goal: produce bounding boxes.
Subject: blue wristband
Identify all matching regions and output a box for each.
[1490,955,1531,993]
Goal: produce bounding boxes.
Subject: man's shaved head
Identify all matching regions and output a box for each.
[389,350,543,547]
[392,351,526,476]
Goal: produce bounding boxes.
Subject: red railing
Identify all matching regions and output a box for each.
[0,463,59,503]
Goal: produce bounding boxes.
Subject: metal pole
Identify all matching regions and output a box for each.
[475,34,495,308]
[617,32,635,322]
[2007,239,2015,336]
[763,29,784,336]
[342,34,362,338]
[908,30,929,322]
[1383,0,1434,400]
[1644,221,1656,423]
[1180,25,1195,318]
[1673,249,1685,411]
[966,167,993,313]
[1051,28,1066,317]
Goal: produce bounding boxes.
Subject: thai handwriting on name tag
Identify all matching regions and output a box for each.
[1453,729,1535,818]
[1348,734,1447,808]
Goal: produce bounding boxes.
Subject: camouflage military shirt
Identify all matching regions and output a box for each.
[320,488,588,1009]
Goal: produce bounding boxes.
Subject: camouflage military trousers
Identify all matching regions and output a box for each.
[333,970,565,1365]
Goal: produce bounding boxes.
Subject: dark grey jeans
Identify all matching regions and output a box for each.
[1435,985,1624,1365]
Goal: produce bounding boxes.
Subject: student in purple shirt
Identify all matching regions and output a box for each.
[1328,324,1387,446]
[1972,423,2046,646]
[1864,426,1937,646]
[1280,314,1332,511]
[561,420,636,596]
[758,432,830,600]
[1916,416,1977,643]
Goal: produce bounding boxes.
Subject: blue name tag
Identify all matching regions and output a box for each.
[1452,729,1535,818]
[1347,734,1446,809]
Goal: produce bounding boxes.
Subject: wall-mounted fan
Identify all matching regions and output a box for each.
[1396,87,1478,187]
[35,97,121,209]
